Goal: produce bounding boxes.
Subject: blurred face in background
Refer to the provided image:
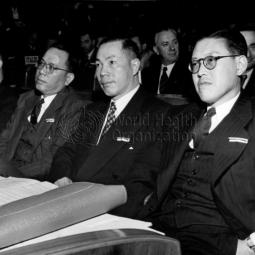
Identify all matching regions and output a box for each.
[154,29,179,65]
[240,30,255,71]
[80,33,95,55]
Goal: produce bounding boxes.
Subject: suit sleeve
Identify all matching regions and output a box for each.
[48,106,86,182]
[111,105,168,218]
[111,138,163,219]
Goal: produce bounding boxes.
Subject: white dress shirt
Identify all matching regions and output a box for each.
[189,93,240,148]
[28,94,56,123]
[97,85,140,144]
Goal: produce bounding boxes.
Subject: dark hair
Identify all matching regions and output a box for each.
[205,29,247,56]
[99,37,140,60]
[46,41,79,74]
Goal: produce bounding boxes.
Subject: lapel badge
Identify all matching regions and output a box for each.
[46,118,55,123]
[116,137,130,143]
[228,137,248,144]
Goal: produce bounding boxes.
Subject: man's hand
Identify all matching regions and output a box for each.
[54,177,73,187]
[236,239,255,255]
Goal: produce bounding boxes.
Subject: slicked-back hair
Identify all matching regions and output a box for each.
[203,29,248,57]
[98,37,140,60]
[46,41,79,74]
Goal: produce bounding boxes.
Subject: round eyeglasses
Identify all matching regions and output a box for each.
[188,55,240,74]
[37,59,70,75]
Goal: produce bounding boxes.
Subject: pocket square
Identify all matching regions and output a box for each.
[228,137,248,144]
[46,118,55,123]
[116,137,130,142]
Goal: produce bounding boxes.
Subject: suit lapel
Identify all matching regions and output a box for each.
[157,104,202,198]
[76,88,148,179]
[212,96,252,183]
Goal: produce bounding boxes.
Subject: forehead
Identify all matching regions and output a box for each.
[80,34,91,42]
[157,30,177,43]
[43,48,68,65]
[192,38,229,57]
[97,41,125,59]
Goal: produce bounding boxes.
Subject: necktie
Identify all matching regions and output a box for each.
[30,98,44,125]
[159,66,168,93]
[192,107,216,148]
[102,101,117,135]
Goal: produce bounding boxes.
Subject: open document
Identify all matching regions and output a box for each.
[0,176,57,206]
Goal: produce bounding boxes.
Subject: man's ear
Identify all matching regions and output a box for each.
[65,72,74,86]
[131,58,141,75]
[236,55,248,76]
[153,45,159,55]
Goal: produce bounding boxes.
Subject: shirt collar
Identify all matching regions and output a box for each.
[111,85,140,118]
[208,92,240,116]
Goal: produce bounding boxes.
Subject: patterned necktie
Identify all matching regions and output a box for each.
[30,98,44,125]
[192,107,216,148]
[159,66,168,93]
[102,101,117,135]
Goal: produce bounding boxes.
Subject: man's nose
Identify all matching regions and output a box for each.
[197,60,207,76]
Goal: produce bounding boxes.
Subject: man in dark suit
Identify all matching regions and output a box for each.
[0,42,84,180]
[239,24,255,96]
[139,29,255,255]
[141,26,196,101]
[49,37,170,218]
[74,29,98,92]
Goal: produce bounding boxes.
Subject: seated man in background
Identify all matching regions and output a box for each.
[0,41,85,180]
[239,23,255,96]
[141,25,197,101]
[139,28,255,255]
[49,37,170,218]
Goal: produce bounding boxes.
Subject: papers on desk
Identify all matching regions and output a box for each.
[1,213,164,252]
[0,177,57,206]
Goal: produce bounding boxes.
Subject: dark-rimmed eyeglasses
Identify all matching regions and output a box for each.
[188,55,240,74]
[37,59,70,75]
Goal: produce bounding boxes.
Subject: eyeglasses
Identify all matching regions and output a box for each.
[37,59,70,75]
[188,55,240,74]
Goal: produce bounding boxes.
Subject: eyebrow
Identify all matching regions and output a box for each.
[96,55,117,61]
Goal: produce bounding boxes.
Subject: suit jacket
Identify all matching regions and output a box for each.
[141,55,197,101]
[0,87,85,180]
[49,87,171,218]
[139,93,255,239]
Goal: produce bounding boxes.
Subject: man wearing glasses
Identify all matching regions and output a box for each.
[140,29,255,254]
[0,42,84,180]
